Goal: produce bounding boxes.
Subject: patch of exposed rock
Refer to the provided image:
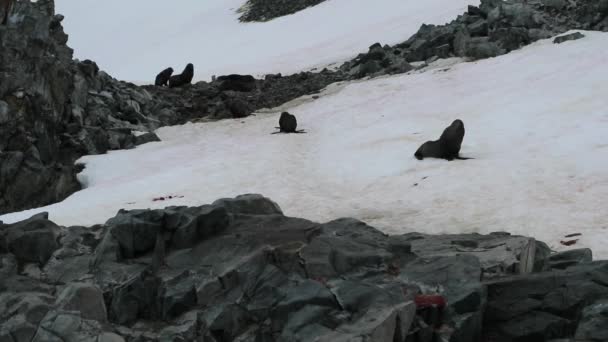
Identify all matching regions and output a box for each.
[238,0,328,22]
[339,0,608,78]
[0,194,607,341]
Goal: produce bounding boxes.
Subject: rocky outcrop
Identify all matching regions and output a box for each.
[238,0,327,22]
[1,194,607,341]
[339,0,608,77]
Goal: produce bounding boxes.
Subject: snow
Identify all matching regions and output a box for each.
[3,31,608,258]
[55,0,478,82]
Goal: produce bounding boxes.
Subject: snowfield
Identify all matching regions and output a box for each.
[2,31,607,258]
[55,0,478,82]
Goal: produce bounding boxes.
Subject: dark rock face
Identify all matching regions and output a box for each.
[553,32,586,44]
[217,74,257,92]
[1,194,607,341]
[238,0,327,22]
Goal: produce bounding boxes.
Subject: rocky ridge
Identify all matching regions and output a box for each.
[338,0,608,78]
[238,0,328,22]
[0,194,607,341]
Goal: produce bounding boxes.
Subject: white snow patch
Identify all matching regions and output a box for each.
[55,0,478,82]
[3,31,607,258]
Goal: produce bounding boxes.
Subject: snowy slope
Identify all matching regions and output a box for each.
[55,0,478,82]
[3,31,607,258]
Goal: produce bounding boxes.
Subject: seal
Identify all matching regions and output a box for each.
[272,112,306,134]
[415,119,473,161]
[154,67,173,86]
[168,63,194,88]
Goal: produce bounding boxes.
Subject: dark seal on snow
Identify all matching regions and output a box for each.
[279,112,297,133]
[168,63,194,88]
[154,67,174,86]
[415,119,472,161]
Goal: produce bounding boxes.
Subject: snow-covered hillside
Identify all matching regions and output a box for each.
[55,0,478,82]
[3,31,607,258]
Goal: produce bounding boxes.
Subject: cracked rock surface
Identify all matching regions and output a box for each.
[1,194,607,341]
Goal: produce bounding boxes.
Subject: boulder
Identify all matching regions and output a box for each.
[55,282,107,322]
[553,32,586,44]
[3,213,60,265]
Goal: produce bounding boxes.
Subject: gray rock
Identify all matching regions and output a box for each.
[170,205,231,249]
[575,300,608,341]
[107,209,164,259]
[465,37,503,59]
[554,32,586,44]
[549,248,593,270]
[3,213,60,265]
[134,132,160,147]
[238,0,327,22]
[56,282,107,322]
[542,0,567,10]
[468,19,488,36]
[212,194,283,216]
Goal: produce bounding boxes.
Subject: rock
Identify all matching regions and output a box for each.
[239,0,327,22]
[468,19,488,36]
[212,194,283,216]
[549,248,593,270]
[134,132,160,146]
[575,300,608,341]
[225,97,253,118]
[0,100,8,124]
[496,311,574,341]
[216,74,257,92]
[107,209,164,259]
[2,195,608,340]
[468,5,487,18]
[169,204,231,249]
[3,213,60,265]
[553,32,586,44]
[465,37,502,59]
[542,0,567,10]
[55,282,107,322]
[97,332,126,342]
[490,27,530,52]
[484,261,608,340]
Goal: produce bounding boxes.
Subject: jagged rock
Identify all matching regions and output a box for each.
[55,282,107,322]
[484,261,608,340]
[216,74,257,92]
[212,194,283,216]
[466,37,503,59]
[239,0,327,22]
[107,209,165,259]
[542,0,567,10]
[1,195,608,340]
[134,132,160,146]
[468,19,489,36]
[169,204,231,250]
[553,32,586,44]
[575,300,608,341]
[549,248,593,270]
[2,212,60,265]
